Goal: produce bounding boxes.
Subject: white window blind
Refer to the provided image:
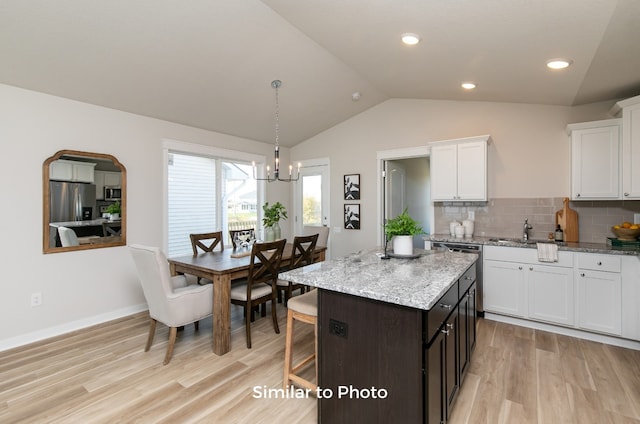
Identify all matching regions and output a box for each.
[167,151,259,257]
[167,153,217,256]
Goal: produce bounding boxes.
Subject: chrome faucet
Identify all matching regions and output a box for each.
[523,218,533,241]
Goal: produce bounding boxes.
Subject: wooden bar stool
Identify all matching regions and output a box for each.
[283,289,317,392]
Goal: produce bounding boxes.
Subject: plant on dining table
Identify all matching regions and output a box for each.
[262,202,287,227]
[262,202,287,241]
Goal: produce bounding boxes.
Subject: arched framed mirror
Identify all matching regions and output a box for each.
[43,150,126,253]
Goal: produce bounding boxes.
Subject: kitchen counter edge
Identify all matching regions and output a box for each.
[426,234,639,256]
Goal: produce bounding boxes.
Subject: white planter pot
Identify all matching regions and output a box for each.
[392,235,414,256]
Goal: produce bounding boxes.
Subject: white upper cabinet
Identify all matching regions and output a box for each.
[49,159,96,183]
[567,119,621,200]
[430,135,489,201]
[94,171,121,199]
[612,95,640,199]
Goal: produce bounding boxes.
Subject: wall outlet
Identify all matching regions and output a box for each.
[468,211,475,220]
[329,318,348,338]
[31,292,42,307]
[333,226,342,233]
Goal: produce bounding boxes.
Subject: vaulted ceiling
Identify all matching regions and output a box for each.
[1,0,639,147]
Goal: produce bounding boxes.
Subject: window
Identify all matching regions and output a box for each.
[165,143,262,257]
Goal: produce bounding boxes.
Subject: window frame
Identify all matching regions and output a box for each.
[162,139,266,255]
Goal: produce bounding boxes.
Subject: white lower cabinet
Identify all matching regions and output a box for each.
[484,260,527,318]
[576,253,622,336]
[528,265,574,326]
[484,247,636,341]
[484,258,573,326]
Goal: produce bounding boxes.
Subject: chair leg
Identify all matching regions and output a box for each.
[284,286,291,306]
[164,327,178,365]
[145,318,157,352]
[283,309,295,389]
[314,320,318,385]
[245,302,252,349]
[271,298,280,334]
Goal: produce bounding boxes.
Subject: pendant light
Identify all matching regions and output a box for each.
[253,80,300,182]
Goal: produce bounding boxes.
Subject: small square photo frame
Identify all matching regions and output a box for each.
[344,174,360,200]
[344,204,360,230]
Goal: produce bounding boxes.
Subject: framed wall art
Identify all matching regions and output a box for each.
[344,174,360,200]
[344,204,360,229]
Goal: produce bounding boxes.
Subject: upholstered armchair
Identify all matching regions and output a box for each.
[129,244,213,365]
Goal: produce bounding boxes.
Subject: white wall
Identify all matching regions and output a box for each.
[292,98,615,258]
[0,84,618,350]
[0,84,292,350]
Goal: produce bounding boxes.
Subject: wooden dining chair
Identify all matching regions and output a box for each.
[229,228,256,249]
[277,233,318,305]
[230,239,286,348]
[190,231,224,255]
[188,231,224,284]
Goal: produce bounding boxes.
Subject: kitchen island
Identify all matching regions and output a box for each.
[279,248,478,424]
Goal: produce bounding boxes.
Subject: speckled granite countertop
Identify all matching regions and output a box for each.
[427,234,640,256]
[278,247,477,311]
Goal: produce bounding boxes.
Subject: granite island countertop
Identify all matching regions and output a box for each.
[279,247,477,311]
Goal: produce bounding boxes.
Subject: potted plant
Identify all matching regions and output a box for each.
[262,201,287,241]
[384,208,424,255]
[105,201,121,221]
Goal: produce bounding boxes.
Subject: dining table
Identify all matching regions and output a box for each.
[167,243,326,356]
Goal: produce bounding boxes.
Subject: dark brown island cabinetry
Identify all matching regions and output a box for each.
[318,263,477,424]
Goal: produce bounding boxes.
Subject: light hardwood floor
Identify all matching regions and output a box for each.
[1,306,639,423]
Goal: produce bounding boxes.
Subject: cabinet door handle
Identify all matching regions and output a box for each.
[580,272,585,277]
[446,323,454,329]
[440,303,453,310]
[529,267,533,271]
[577,193,581,197]
[441,329,450,336]
[518,266,523,270]
[597,261,602,266]
[624,192,629,197]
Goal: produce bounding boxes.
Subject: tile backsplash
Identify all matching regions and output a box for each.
[434,198,640,243]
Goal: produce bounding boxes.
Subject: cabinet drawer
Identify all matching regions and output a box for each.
[576,253,621,273]
[425,281,459,344]
[459,263,476,294]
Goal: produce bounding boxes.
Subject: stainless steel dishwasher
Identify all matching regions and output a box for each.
[432,241,484,316]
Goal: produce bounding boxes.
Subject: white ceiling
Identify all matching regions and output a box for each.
[1,0,639,147]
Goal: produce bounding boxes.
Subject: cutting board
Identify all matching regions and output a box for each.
[556,197,579,242]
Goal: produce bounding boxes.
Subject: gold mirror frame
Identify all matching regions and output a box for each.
[43,150,127,253]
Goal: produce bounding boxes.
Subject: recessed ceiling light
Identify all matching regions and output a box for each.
[546,59,573,70]
[401,33,421,45]
[461,82,476,90]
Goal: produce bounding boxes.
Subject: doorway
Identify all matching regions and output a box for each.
[293,158,331,257]
[377,147,432,248]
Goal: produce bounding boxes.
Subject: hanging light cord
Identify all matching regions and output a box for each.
[252,79,300,182]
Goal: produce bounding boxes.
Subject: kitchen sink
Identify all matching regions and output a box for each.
[489,238,554,245]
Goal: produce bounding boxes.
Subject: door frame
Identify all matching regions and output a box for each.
[292,157,331,253]
[377,146,433,247]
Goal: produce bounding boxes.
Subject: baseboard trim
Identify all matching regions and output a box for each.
[0,303,148,352]
[485,312,640,351]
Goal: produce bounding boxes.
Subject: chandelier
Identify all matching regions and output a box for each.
[253,80,300,182]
